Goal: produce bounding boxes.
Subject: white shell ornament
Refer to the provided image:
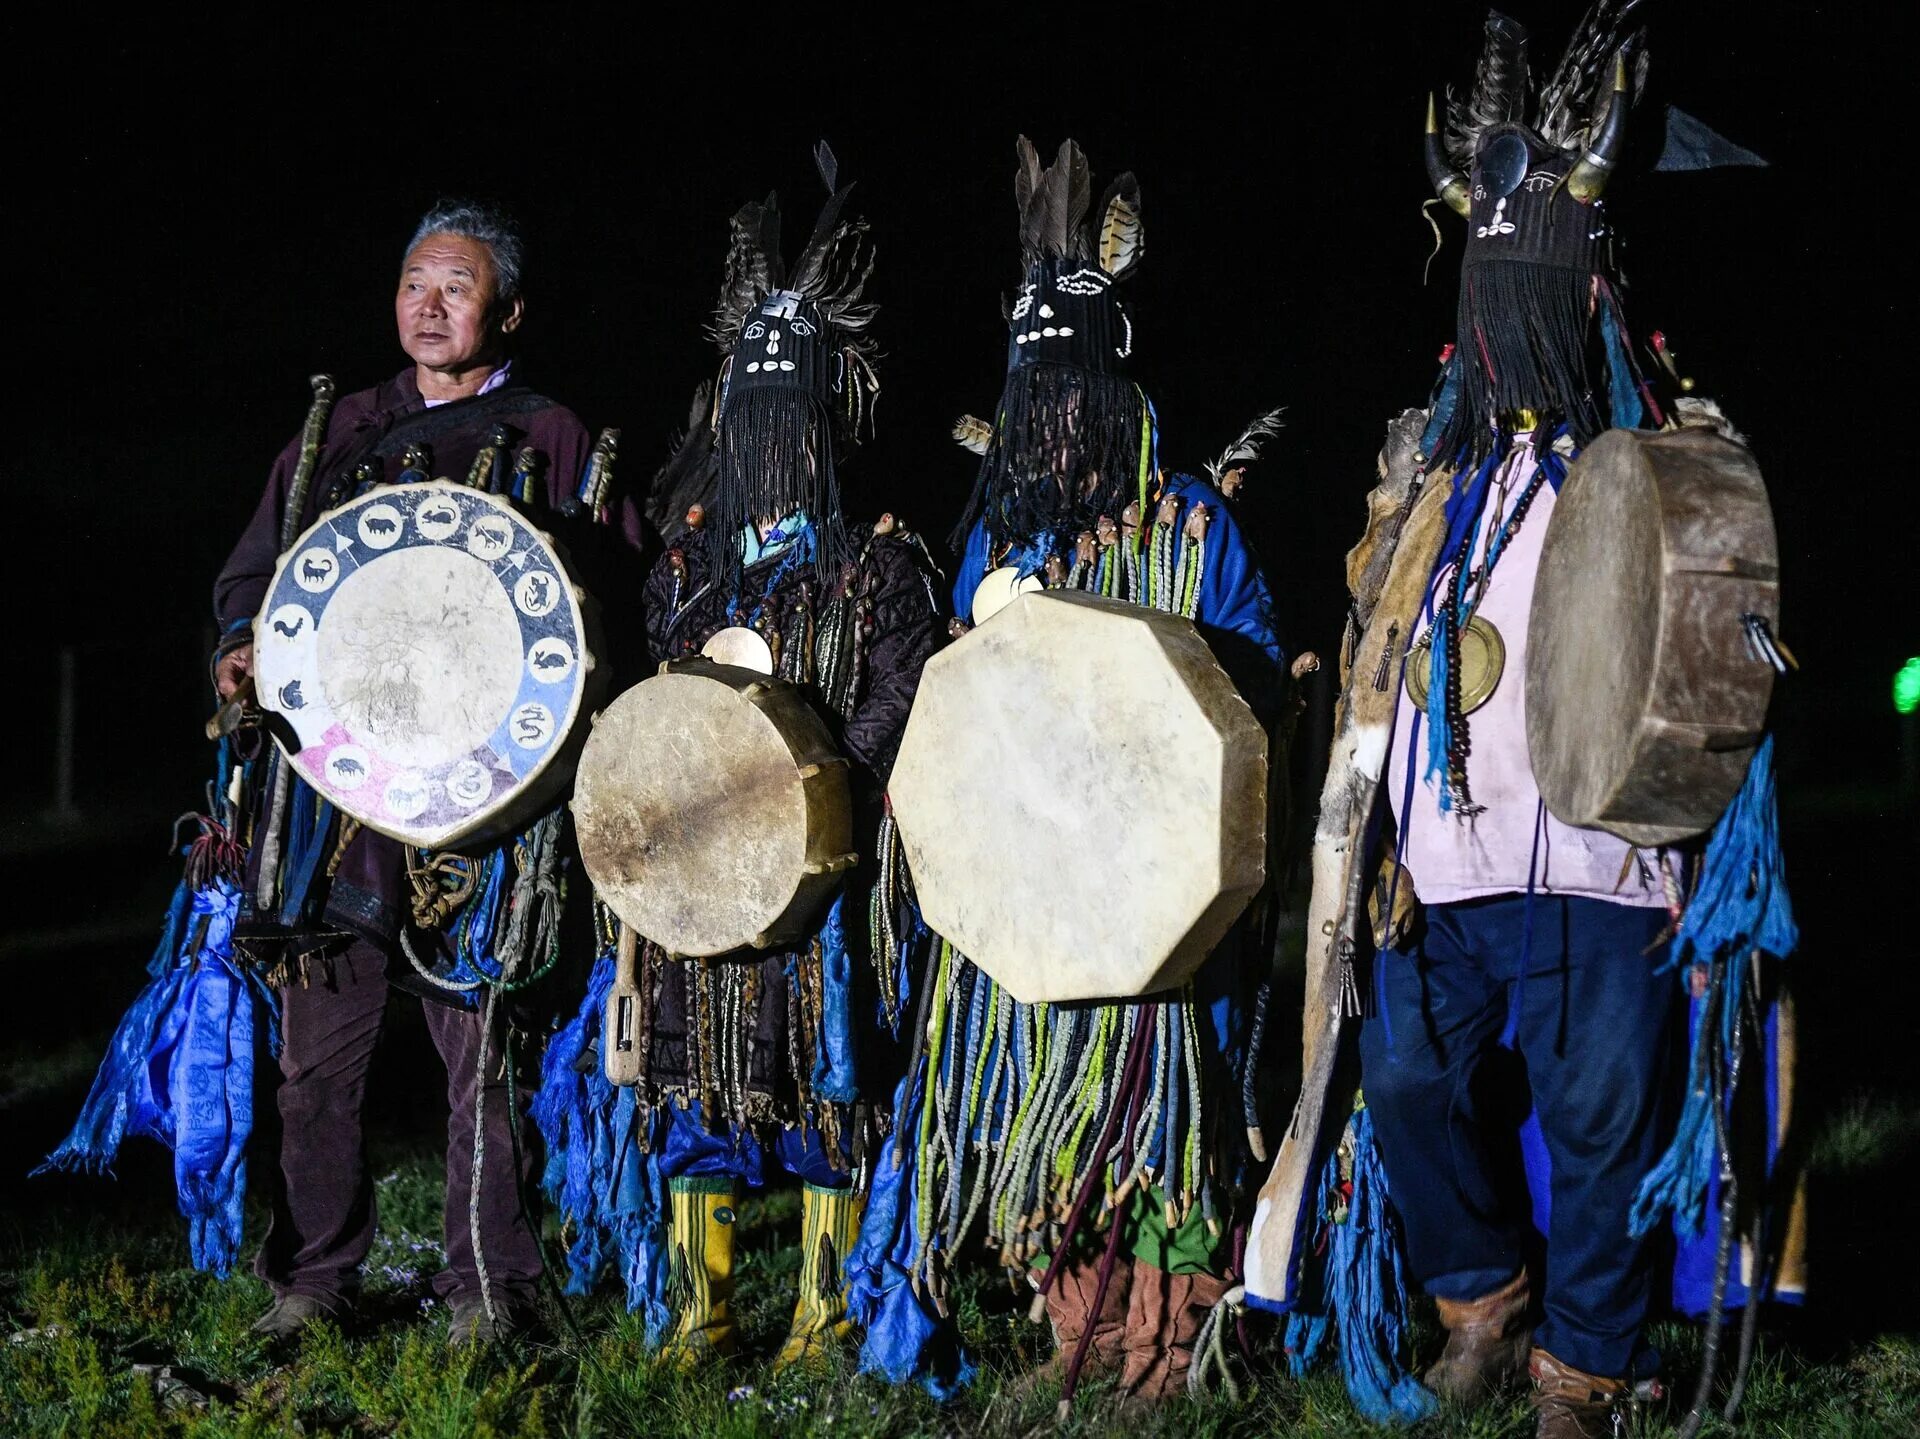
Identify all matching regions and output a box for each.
[969,567,1044,626]
[700,626,775,675]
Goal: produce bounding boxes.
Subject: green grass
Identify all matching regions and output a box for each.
[4,1131,1917,1439]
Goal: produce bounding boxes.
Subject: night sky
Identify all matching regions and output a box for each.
[13,5,1905,826]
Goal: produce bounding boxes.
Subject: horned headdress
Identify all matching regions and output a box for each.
[953,137,1152,552]
[1422,4,1656,466]
[707,141,880,576]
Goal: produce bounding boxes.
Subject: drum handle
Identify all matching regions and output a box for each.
[602,921,644,1088]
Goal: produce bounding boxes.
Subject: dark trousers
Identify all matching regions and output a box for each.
[253,941,542,1307]
[1358,894,1672,1378]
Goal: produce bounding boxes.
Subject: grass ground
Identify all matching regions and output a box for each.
[4,806,1914,1436]
[2,1088,1916,1438]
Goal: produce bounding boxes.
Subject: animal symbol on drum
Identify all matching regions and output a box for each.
[527,637,574,681]
[325,747,372,789]
[268,605,313,642]
[294,549,340,593]
[357,504,404,549]
[466,516,514,561]
[384,773,430,820]
[515,571,559,617]
[416,502,460,541]
[510,701,554,749]
[446,759,492,808]
[278,680,306,710]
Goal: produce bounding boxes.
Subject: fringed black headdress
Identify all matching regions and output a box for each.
[953,137,1149,553]
[1423,4,1654,467]
[707,141,880,577]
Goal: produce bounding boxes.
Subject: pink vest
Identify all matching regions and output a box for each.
[1387,432,1666,910]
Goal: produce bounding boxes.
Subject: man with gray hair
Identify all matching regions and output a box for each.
[212,200,643,1347]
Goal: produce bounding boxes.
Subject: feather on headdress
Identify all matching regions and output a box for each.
[1441,3,1650,166]
[708,141,879,365]
[1205,408,1287,490]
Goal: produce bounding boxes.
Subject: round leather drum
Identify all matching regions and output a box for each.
[253,481,597,848]
[1527,426,1780,847]
[889,590,1268,1004]
[571,660,854,957]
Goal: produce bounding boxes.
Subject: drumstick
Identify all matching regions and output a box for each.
[204,675,257,741]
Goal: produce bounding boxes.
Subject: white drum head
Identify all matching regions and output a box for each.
[253,481,593,848]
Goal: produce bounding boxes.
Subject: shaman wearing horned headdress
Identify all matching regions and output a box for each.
[1243,9,1802,1438]
[531,145,944,1374]
[846,137,1287,1406]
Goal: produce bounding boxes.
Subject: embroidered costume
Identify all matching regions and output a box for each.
[1242,10,1801,1436]
[848,138,1286,1405]
[532,146,944,1371]
[44,360,644,1329]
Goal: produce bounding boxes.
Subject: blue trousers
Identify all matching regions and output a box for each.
[1358,893,1673,1378]
[657,1100,849,1190]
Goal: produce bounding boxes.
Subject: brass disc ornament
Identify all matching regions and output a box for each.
[1403,614,1507,715]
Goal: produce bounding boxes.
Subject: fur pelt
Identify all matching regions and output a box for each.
[1244,411,1453,1308]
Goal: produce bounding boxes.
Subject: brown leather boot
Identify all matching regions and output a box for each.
[1529,1347,1629,1439]
[1115,1260,1233,1404]
[1014,1254,1133,1397]
[1425,1269,1532,1402]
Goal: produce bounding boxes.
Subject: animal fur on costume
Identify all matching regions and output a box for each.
[1243,409,1449,1307]
[1244,391,1810,1314]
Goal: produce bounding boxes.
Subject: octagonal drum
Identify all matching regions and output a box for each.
[571,661,854,957]
[1527,426,1779,848]
[253,481,598,849]
[889,590,1267,1004]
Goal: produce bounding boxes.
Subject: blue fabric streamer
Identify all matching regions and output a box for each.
[275,779,334,927]
[1283,1105,1438,1426]
[846,1058,977,1400]
[529,950,674,1342]
[38,879,268,1276]
[1418,351,1463,462]
[813,895,859,1105]
[1631,737,1796,1242]
[1419,433,1568,814]
[1600,304,1647,431]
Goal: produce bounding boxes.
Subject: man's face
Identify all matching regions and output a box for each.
[395,233,521,373]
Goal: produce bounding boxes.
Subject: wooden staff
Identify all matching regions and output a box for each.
[278,374,338,551]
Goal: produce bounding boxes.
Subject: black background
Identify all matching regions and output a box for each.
[7,3,1906,888]
[3,0,1915,1353]
[13,4,1907,832]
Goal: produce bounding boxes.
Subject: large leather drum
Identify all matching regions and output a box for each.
[889,590,1267,1004]
[1527,426,1780,847]
[254,481,598,848]
[571,660,855,957]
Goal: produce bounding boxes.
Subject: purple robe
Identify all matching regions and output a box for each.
[214,367,648,987]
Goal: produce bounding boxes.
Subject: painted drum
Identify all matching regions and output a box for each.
[571,660,854,958]
[1527,426,1780,847]
[253,480,598,848]
[889,590,1268,1004]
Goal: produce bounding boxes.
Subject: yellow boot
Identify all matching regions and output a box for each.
[658,1178,739,1369]
[772,1182,864,1373]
